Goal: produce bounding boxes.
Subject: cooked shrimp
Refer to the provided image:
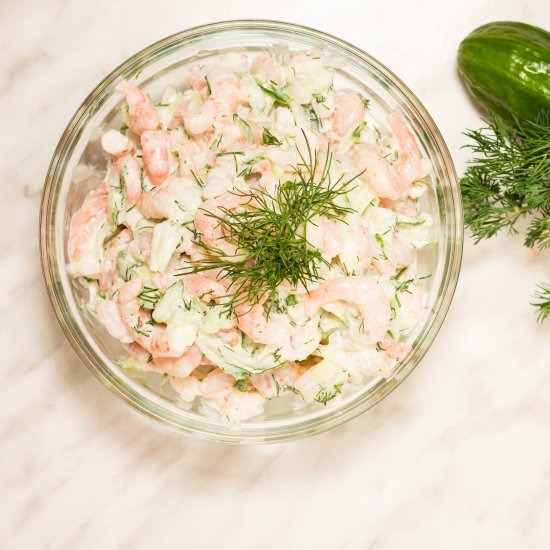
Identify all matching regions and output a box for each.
[184,272,228,302]
[250,361,304,398]
[141,130,170,186]
[117,278,197,358]
[332,92,365,137]
[184,99,217,136]
[253,159,278,192]
[171,368,264,422]
[136,184,172,220]
[152,345,203,377]
[96,299,133,344]
[151,257,189,292]
[379,335,410,361]
[127,232,153,264]
[207,68,244,112]
[98,228,133,293]
[235,302,290,347]
[67,182,109,278]
[203,166,234,199]
[170,131,215,178]
[115,154,141,205]
[304,276,391,343]
[353,112,422,200]
[187,65,208,92]
[387,112,423,190]
[194,192,247,255]
[101,129,133,157]
[251,54,286,87]
[116,80,160,135]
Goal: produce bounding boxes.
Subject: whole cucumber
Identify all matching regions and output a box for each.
[457,21,550,123]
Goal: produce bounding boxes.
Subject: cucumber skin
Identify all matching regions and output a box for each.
[457,21,550,123]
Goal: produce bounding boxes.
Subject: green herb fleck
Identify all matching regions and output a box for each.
[262,127,282,146]
[258,82,290,105]
[352,121,367,139]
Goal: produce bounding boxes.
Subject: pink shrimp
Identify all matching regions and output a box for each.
[351,225,376,270]
[151,257,189,292]
[387,112,422,190]
[392,235,414,268]
[136,185,172,220]
[171,369,264,421]
[353,112,422,200]
[304,276,391,343]
[114,154,141,205]
[141,130,170,186]
[101,129,133,157]
[177,71,244,136]
[117,278,196,358]
[235,301,290,347]
[194,192,247,255]
[379,335,411,361]
[208,69,244,112]
[315,217,341,261]
[127,232,153,264]
[184,272,228,302]
[152,345,203,378]
[170,132,215,178]
[96,299,133,344]
[98,228,133,293]
[184,100,217,136]
[67,182,109,278]
[250,362,302,398]
[203,166,234,199]
[123,342,152,364]
[116,80,160,135]
[332,92,365,137]
[220,387,264,421]
[315,218,374,270]
[253,159,277,192]
[187,65,208,92]
[251,54,286,87]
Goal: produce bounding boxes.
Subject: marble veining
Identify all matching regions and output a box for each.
[1,0,549,548]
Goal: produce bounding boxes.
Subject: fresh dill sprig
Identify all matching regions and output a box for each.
[531,284,550,323]
[460,112,550,322]
[460,113,550,244]
[182,134,361,311]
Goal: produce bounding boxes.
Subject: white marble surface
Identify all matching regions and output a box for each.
[2,0,549,548]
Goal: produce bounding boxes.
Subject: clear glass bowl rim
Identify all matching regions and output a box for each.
[40,19,463,444]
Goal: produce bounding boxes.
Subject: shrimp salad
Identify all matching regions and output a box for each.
[68,50,433,423]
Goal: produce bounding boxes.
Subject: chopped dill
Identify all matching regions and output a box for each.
[131,316,151,337]
[257,82,290,105]
[138,286,161,309]
[304,105,321,130]
[190,169,205,188]
[262,128,283,146]
[352,121,367,139]
[314,383,342,405]
[234,378,251,392]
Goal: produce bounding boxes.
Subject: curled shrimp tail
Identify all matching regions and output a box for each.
[116,80,160,136]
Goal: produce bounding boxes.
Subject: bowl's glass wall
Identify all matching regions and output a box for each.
[40,21,462,443]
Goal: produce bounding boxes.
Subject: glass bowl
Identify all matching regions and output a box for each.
[40,20,463,443]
